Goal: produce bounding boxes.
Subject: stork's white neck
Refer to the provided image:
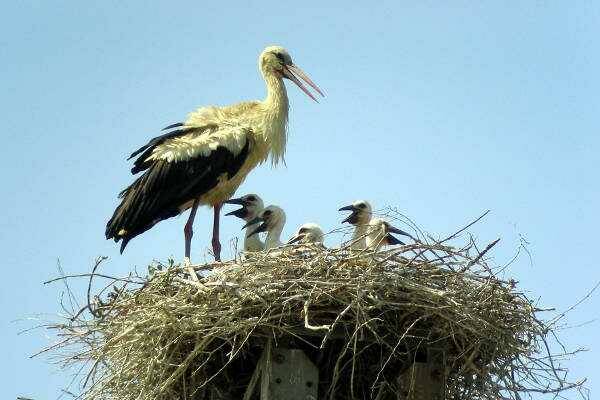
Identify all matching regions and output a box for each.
[263,73,288,107]
[261,73,289,165]
[244,223,264,252]
[351,224,369,250]
[264,224,284,250]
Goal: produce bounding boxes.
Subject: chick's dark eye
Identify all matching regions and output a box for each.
[274,52,285,62]
[247,195,256,201]
[298,228,307,234]
[358,204,366,209]
[263,210,272,216]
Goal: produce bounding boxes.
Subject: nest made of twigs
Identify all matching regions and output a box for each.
[39,232,587,400]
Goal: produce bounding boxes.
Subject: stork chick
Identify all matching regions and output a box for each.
[365,218,414,251]
[288,223,325,245]
[244,205,286,250]
[105,46,323,267]
[338,200,373,249]
[224,194,265,252]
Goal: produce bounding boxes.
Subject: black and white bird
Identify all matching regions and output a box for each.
[223,193,265,252]
[288,223,325,245]
[105,46,323,264]
[338,200,373,249]
[365,218,414,251]
[243,205,286,250]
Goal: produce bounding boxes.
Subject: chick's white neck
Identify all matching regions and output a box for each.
[265,223,284,250]
[243,223,265,252]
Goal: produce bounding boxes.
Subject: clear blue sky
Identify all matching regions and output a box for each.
[2,1,598,398]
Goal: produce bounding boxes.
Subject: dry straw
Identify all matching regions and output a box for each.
[37,212,588,399]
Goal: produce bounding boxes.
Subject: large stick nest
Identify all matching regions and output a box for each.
[40,216,587,400]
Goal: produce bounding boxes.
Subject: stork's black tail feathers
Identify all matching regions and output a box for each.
[118,237,130,254]
[105,165,181,253]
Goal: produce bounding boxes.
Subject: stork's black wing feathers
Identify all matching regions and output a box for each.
[128,125,218,174]
[106,139,250,253]
[127,127,190,162]
[162,122,184,131]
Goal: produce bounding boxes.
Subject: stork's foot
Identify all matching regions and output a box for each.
[183,256,200,282]
[212,238,222,262]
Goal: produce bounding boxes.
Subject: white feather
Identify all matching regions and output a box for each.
[147,124,249,163]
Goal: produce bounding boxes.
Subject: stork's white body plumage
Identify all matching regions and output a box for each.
[365,218,390,251]
[157,82,289,209]
[350,222,370,250]
[106,46,322,264]
[171,107,281,209]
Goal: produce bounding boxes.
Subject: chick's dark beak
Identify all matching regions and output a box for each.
[242,215,269,238]
[386,234,406,246]
[338,205,356,212]
[248,221,268,238]
[339,205,360,224]
[225,208,248,219]
[387,225,415,241]
[224,197,247,206]
[242,217,262,230]
[224,197,250,219]
[288,234,304,244]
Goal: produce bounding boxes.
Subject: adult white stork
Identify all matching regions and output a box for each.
[288,223,325,245]
[223,193,265,252]
[105,46,323,264]
[243,205,286,250]
[338,200,373,249]
[365,218,414,251]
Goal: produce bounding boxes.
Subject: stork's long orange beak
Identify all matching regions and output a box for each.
[282,64,324,102]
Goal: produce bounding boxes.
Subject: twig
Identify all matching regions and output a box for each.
[464,238,500,271]
[44,274,142,285]
[439,210,491,244]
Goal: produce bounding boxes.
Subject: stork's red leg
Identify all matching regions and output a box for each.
[212,203,222,261]
[184,199,199,260]
[183,199,200,281]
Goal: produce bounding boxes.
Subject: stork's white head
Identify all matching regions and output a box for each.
[244,205,287,238]
[259,45,324,102]
[288,222,325,245]
[339,200,373,226]
[366,218,413,251]
[224,194,264,222]
[260,46,293,71]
